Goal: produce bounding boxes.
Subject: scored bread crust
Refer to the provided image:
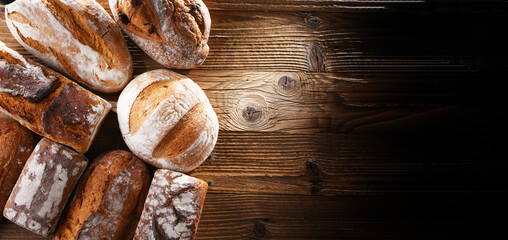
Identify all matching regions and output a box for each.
[117,69,218,172]
[0,41,111,154]
[109,0,211,69]
[0,119,35,212]
[5,0,133,93]
[54,150,150,240]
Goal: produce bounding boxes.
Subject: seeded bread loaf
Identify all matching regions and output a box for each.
[5,0,133,93]
[3,138,88,237]
[135,169,208,240]
[117,69,218,172]
[54,150,150,240]
[0,118,35,212]
[109,0,211,69]
[0,42,111,154]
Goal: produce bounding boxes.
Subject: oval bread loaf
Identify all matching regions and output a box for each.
[117,69,218,172]
[0,119,35,212]
[5,0,133,93]
[55,150,150,240]
[109,0,211,69]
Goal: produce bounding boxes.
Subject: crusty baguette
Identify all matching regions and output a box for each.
[0,41,111,154]
[0,119,35,212]
[134,169,208,240]
[117,69,218,172]
[109,0,211,69]
[54,150,150,240]
[5,0,133,93]
[3,138,88,237]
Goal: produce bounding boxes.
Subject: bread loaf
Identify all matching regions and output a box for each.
[134,169,208,240]
[0,41,111,154]
[3,138,88,237]
[5,0,133,93]
[54,150,150,240]
[0,119,35,212]
[109,0,211,69]
[117,69,218,172]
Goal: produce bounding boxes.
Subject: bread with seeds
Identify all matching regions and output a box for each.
[109,0,211,69]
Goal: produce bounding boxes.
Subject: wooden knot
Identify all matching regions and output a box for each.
[274,73,302,97]
[306,159,321,176]
[234,94,270,130]
[308,43,326,72]
[305,15,322,27]
[254,219,268,237]
[243,106,262,122]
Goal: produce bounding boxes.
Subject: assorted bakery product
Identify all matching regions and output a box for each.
[134,169,208,240]
[4,0,133,93]
[117,69,218,172]
[3,138,88,237]
[0,42,112,154]
[109,0,211,69]
[54,150,150,240]
[0,118,35,212]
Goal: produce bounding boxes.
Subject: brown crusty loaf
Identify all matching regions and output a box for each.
[109,0,211,69]
[3,138,88,237]
[117,69,219,172]
[5,0,133,93]
[0,118,35,212]
[0,41,111,154]
[134,169,208,240]
[54,150,150,240]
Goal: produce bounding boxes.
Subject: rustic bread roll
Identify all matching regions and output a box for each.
[5,0,133,93]
[117,69,218,172]
[109,0,211,69]
[54,150,150,240]
[134,169,208,240]
[0,42,111,153]
[3,138,88,237]
[0,119,35,212]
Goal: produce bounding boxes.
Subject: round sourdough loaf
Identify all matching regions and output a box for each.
[0,118,35,212]
[117,69,218,172]
[5,0,133,93]
[109,0,211,69]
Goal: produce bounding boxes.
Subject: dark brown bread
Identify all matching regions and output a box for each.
[134,169,208,240]
[54,150,150,240]
[0,41,111,154]
[0,118,35,212]
[2,138,88,237]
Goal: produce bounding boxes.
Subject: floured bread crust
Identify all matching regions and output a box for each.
[110,0,211,69]
[5,0,133,93]
[54,150,150,240]
[2,138,88,237]
[134,169,208,240]
[0,119,35,212]
[117,69,218,172]
[0,42,112,153]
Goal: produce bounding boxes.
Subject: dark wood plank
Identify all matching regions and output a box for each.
[2,193,507,239]
[2,7,508,73]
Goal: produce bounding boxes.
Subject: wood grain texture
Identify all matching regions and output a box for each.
[2,1,508,239]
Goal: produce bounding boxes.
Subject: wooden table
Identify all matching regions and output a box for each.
[1,1,508,239]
